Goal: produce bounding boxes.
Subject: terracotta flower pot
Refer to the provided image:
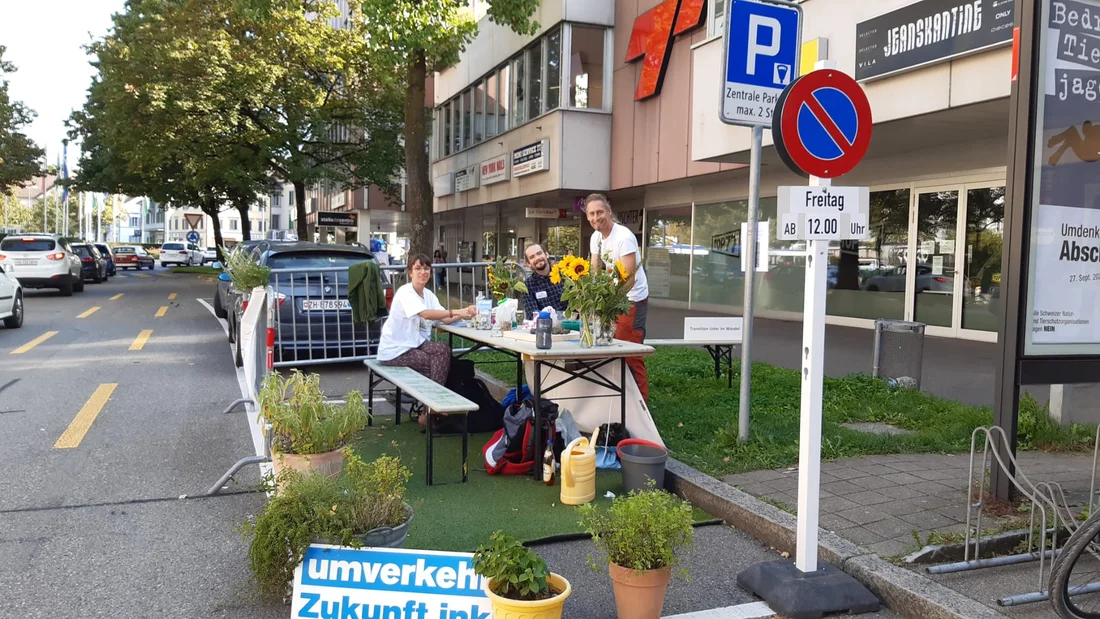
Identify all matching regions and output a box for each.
[608,562,672,619]
[484,573,571,619]
[271,448,344,492]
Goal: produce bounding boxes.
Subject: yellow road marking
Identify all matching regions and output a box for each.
[155,306,169,317]
[110,293,124,300]
[129,329,154,351]
[168,293,177,300]
[135,274,151,279]
[54,383,118,449]
[11,331,58,355]
[77,307,101,318]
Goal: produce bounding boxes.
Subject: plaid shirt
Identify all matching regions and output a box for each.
[523,271,567,319]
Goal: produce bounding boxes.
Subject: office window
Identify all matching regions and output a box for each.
[712,0,725,36]
[527,43,542,120]
[461,89,472,150]
[570,26,605,109]
[485,72,498,138]
[289,191,295,208]
[130,216,140,227]
[230,219,239,231]
[444,101,453,156]
[512,56,526,127]
[474,79,486,144]
[546,27,561,112]
[274,194,281,207]
[498,65,510,134]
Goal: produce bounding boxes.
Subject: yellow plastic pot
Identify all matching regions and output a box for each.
[484,573,572,619]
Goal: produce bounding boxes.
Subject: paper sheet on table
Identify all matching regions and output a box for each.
[523,357,664,447]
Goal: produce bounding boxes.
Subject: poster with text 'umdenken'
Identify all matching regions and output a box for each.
[1028,0,1100,353]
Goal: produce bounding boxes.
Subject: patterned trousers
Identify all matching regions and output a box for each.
[381,341,452,385]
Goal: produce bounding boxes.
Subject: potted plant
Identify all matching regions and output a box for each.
[472,531,572,619]
[259,370,367,486]
[552,250,632,347]
[241,452,413,600]
[579,488,695,619]
[221,243,271,291]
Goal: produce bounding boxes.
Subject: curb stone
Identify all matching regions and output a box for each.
[664,458,1009,619]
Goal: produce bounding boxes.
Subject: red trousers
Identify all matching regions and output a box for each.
[615,299,649,401]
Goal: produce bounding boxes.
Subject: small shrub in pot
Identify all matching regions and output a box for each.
[472,531,571,619]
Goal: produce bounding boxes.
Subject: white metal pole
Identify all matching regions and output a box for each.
[739,124,763,443]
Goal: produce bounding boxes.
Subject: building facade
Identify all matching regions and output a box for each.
[431,0,1011,342]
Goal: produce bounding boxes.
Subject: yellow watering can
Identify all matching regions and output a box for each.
[560,426,599,506]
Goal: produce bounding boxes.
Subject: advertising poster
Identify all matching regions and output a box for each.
[1027,0,1100,352]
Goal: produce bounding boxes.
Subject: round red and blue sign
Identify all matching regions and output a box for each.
[773,69,872,179]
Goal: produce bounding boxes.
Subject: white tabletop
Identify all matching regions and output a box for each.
[438,324,654,360]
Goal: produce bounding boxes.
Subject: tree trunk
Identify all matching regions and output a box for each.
[293,180,308,241]
[202,196,225,262]
[404,50,433,258]
[235,198,252,241]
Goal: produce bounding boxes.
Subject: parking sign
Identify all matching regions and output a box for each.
[720,0,802,127]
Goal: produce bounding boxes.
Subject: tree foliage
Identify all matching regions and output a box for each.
[0,46,45,192]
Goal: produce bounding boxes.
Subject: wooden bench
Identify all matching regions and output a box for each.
[364,360,478,485]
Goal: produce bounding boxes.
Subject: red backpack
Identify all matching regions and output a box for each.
[482,400,556,475]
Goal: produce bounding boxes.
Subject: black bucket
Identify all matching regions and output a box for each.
[617,441,668,493]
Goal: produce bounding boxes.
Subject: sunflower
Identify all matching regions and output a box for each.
[567,257,590,281]
[615,260,629,282]
[549,263,562,285]
[557,255,575,274]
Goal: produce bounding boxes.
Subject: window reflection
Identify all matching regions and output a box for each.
[963,187,1004,332]
[826,189,910,320]
[646,206,692,302]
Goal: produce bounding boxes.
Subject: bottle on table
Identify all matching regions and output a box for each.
[536,310,553,349]
[543,439,555,486]
[476,292,492,330]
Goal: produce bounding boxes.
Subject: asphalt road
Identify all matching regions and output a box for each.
[0,270,902,618]
[0,269,279,618]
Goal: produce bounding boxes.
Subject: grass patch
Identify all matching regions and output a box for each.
[167,266,221,279]
[349,417,708,552]
[462,345,1095,477]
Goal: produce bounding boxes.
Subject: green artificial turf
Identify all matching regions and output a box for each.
[464,346,1096,477]
[350,417,685,553]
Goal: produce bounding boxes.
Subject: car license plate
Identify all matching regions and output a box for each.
[16,259,36,266]
[301,299,350,311]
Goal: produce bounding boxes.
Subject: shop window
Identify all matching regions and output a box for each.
[474,79,486,144]
[912,190,959,328]
[962,187,1005,332]
[546,225,580,259]
[646,206,693,303]
[711,0,725,37]
[499,65,510,134]
[486,72,498,138]
[546,27,561,112]
[483,231,497,261]
[512,56,527,127]
[527,43,542,121]
[824,189,910,322]
[570,26,605,109]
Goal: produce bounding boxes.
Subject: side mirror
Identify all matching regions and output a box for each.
[218,272,231,282]
[212,261,223,270]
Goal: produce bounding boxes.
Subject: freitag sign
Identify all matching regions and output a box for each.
[625,0,708,100]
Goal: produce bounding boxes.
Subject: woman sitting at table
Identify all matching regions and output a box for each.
[378,254,476,426]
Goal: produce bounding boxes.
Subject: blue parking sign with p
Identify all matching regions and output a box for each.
[720,0,802,128]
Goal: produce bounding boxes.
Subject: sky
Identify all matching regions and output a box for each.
[0,0,125,170]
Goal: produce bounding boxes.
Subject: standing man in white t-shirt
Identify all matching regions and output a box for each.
[586,193,650,400]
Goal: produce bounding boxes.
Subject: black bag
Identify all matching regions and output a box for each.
[442,359,506,434]
[596,422,629,447]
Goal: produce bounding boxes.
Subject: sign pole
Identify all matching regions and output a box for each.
[739,124,763,443]
[795,172,828,573]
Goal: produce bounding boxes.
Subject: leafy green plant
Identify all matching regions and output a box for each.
[259,370,367,455]
[472,531,555,601]
[343,451,410,532]
[222,243,270,290]
[578,487,695,575]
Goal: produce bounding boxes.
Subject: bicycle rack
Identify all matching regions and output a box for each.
[925,425,1100,607]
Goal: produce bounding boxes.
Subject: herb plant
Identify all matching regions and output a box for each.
[259,370,367,455]
[222,243,271,290]
[579,487,695,574]
[472,531,555,601]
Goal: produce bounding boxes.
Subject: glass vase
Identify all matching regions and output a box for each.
[579,313,597,348]
[596,315,616,346]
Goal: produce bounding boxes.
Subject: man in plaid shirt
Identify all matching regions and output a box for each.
[522,243,567,320]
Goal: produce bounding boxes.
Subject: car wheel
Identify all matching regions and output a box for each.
[148,263,154,270]
[75,272,86,292]
[234,332,244,368]
[60,276,73,297]
[214,292,228,319]
[161,262,166,268]
[4,293,23,328]
[228,316,236,343]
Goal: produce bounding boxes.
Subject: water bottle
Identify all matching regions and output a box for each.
[476,292,492,330]
[536,310,553,350]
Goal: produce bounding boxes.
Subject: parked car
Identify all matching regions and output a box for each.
[203,247,217,264]
[0,234,84,296]
[71,243,109,283]
[230,243,388,367]
[93,243,117,276]
[159,242,203,267]
[113,245,155,270]
[0,262,23,328]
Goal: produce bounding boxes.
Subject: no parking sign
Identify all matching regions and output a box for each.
[772,69,872,179]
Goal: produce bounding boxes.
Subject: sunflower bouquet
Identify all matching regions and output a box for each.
[553,252,633,347]
[487,257,529,301]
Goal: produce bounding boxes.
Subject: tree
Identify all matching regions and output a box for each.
[0,46,44,192]
[1,192,79,235]
[354,0,541,256]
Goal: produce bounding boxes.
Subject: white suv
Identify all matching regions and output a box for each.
[160,242,203,267]
[0,234,84,296]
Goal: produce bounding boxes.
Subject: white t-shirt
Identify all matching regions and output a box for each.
[591,223,649,302]
[377,283,444,361]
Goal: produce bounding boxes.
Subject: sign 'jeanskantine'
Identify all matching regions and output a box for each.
[855,0,1015,81]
